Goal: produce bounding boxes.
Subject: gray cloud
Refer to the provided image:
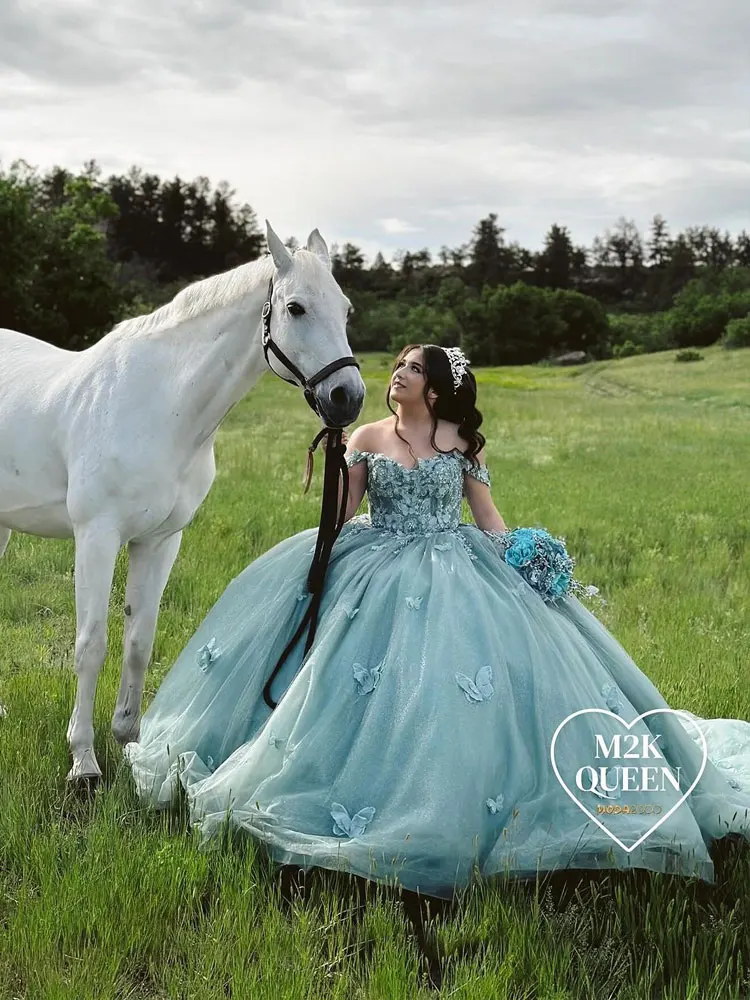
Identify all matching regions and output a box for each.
[0,0,748,253]
[0,0,147,85]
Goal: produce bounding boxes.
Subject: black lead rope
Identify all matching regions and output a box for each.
[262,428,350,709]
[258,272,358,710]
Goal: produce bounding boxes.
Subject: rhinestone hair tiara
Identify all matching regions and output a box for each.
[444,346,470,391]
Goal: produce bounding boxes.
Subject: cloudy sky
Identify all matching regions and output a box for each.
[1,0,748,263]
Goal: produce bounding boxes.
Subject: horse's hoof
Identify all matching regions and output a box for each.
[66,748,102,792]
[111,715,140,746]
[278,865,309,910]
[66,771,101,797]
[418,953,443,992]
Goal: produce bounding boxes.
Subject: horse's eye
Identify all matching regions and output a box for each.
[287,302,305,317]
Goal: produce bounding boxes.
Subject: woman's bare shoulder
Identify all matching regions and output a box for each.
[347,419,391,452]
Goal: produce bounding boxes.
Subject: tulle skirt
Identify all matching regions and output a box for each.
[124,517,750,898]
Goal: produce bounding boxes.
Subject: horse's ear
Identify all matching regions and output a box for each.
[306,228,331,270]
[265,220,293,275]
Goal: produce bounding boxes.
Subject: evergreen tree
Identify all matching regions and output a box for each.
[647,214,671,268]
[736,231,750,267]
[468,213,508,288]
[535,223,575,289]
[658,234,695,303]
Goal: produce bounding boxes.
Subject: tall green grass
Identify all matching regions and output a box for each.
[1,345,749,997]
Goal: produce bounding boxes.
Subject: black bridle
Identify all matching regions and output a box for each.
[259,274,361,710]
[260,276,359,418]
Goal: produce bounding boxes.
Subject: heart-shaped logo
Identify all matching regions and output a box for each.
[550,708,708,853]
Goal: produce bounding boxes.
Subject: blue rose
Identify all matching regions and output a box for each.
[506,537,537,567]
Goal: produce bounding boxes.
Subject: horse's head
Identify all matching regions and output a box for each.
[264,221,365,428]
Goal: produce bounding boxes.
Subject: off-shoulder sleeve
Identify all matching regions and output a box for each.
[345,448,369,468]
[461,454,491,487]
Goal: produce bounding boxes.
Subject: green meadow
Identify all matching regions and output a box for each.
[1,346,749,998]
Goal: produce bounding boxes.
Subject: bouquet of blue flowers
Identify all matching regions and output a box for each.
[487,527,605,605]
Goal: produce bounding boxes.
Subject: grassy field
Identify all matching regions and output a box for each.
[1,345,749,998]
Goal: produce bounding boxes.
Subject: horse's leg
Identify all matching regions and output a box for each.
[66,522,122,784]
[0,527,10,558]
[399,888,448,991]
[112,531,183,746]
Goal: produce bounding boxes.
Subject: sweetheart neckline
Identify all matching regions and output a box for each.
[350,448,463,472]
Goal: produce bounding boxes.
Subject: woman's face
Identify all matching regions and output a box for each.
[390,348,437,405]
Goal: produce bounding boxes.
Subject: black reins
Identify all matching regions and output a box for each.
[259,274,360,709]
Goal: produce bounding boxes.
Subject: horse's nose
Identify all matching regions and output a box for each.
[329,384,349,409]
[321,378,364,426]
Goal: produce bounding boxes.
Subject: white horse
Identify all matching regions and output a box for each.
[0,221,365,785]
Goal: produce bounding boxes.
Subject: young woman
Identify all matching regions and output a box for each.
[125,343,750,903]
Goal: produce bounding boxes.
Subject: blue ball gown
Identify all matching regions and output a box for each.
[124,448,750,899]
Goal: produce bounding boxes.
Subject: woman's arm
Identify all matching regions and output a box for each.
[463,449,508,532]
[335,425,369,521]
[342,459,367,522]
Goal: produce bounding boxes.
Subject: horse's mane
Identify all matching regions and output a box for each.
[111,254,277,338]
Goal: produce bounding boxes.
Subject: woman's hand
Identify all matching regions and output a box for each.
[320,430,350,452]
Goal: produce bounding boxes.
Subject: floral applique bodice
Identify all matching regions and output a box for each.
[344,448,491,537]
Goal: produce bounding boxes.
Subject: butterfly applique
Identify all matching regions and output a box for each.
[434,540,452,551]
[331,802,376,837]
[455,665,494,703]
[345,606,360,620]
[197,637,220,672]
[405,595,423,610]
[591,766,621,800]
[268,730,286,749]
[601,682,624,714]
[352,661,382,695]
[486,794,505,814]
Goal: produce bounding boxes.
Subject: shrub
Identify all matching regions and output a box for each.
[389,302,461,354]
[346,293,410,352]
[460,283,567,365]
[721,316,750,350]
[663,284,750,348]
[608,312,675,354]
[612,339,644,359]
[550,289,609,354]
[674,349,703,363]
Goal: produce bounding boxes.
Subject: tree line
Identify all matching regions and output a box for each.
[1,159,749,363]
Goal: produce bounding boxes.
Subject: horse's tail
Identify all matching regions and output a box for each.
[0,527,11,558]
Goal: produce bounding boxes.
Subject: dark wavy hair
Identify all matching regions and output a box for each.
[385,343,486,467]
